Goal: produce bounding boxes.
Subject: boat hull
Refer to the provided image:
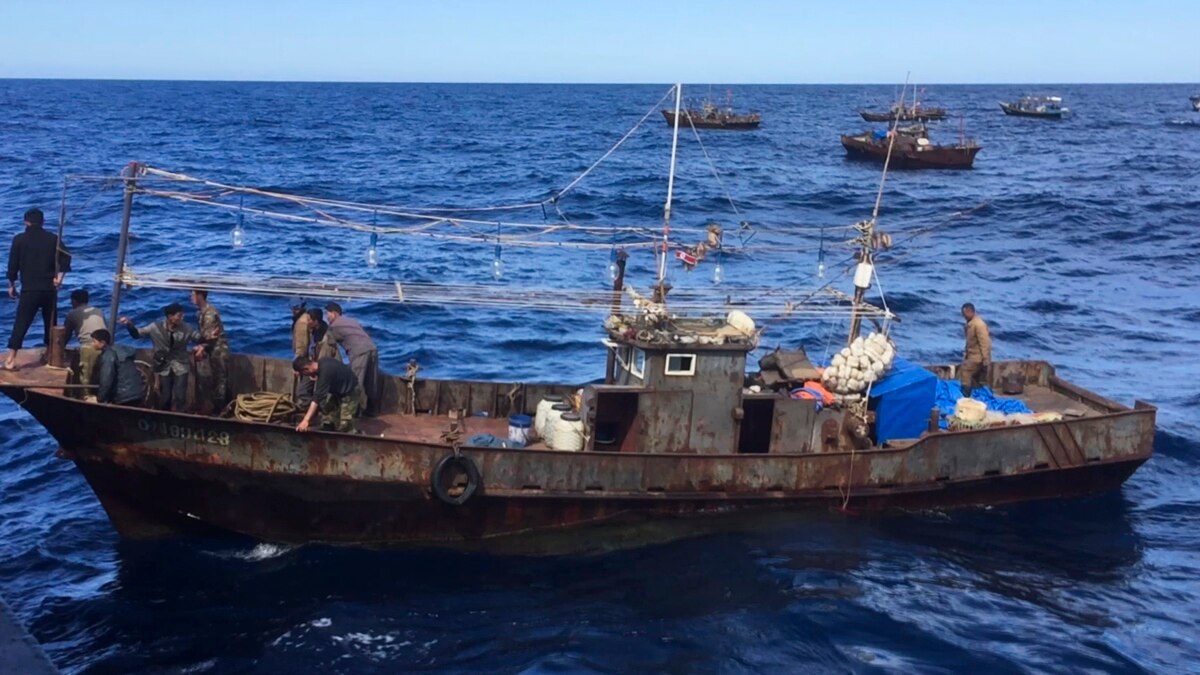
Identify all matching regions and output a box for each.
[841,135,981,169]
[1000,102,1066,119]
[3,383,1154,553]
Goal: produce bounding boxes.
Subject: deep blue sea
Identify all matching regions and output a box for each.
[0,81,1198,673]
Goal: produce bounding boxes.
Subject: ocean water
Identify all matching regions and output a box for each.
[0,80,1197,673]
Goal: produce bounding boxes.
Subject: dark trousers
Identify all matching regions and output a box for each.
[7,289,56,351]
[349,349,381,416]
[157,371,189,412]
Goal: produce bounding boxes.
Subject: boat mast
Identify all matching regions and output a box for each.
[108,162,140,331]
[848,77,907,344]
[657,82,683,302]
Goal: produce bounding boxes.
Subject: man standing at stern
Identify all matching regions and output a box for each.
[959,302,992,398]
[5,208,71,370]
[325,302,381,416]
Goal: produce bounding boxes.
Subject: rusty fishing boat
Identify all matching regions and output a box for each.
[661,91,760,130]
[0,85,1153,553]
[842,123,982,169]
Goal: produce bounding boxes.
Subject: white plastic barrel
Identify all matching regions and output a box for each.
[551,412,585,451]
[533,395,565,439]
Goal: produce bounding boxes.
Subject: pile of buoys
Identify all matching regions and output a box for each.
[821,332,895,398]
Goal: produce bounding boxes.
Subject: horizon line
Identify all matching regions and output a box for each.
[1,76,1196,87]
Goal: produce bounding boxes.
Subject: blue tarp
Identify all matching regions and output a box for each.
[868,357,938,443]
[934,380,1033,429]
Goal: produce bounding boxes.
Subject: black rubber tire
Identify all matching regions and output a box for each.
[431,453,481,506]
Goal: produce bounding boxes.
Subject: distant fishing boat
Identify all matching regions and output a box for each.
[1000,95,1070,119]
[841,123,981,169]
[859,104,946,123]
[661,91,760,130]
[860,87,945,122]
[1190,95,1200,112]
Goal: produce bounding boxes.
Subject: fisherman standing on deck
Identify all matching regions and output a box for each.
[64,289,107,395]
[308,308,338,360]
[91,329,145,406]
[118,303,211,412]
[959,303,992,398]
[293,356,363,433]
[290,298,310,358]
[191,289,230,414]
[324,302,381,416]
[4,208,71,371]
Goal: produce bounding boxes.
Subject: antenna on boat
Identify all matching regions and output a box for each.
[657,82,683,303]
[847,74,908,344]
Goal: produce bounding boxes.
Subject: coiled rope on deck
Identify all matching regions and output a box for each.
[232,392,297,423]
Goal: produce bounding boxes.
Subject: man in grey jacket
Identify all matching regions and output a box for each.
[324,302,381,416]
[64,288,107,390]
[118,302,210,412]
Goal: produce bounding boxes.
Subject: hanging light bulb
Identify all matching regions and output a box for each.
[366,233,379,268]
[231,196,246,249]
[712,261,724,285]
[492,243,503,280]
[607,248,619,283]
[816,225,826,279]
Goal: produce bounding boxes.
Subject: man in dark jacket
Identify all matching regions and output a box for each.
[92,329,145,406]
[293,356,363,433]
[5,208,71,370]
[118,302,210,412]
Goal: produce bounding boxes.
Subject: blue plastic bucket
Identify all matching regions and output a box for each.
[508,414,533,446]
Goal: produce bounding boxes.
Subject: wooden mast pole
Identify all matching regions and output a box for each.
[108,162,140,332]
[604,250,629,384]
[52,177,69,328]
[848,76,907,344]
[657,83,683,303]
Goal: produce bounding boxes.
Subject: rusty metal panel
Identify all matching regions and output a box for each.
[262,358,294,395]
[469,383,497,417]
[638,390,693,453]
[769,398,816,454]
[413,379,438,413]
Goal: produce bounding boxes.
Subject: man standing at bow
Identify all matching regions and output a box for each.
[959,302,992,398]
[5,208,71,370]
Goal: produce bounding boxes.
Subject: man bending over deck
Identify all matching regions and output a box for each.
[324,302,381,416]
[92,329,145,406]
[959,303,992,398]
[293,356,364,433]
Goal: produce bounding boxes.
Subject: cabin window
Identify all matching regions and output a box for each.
[664,353,696,376]
[630,348,645,378]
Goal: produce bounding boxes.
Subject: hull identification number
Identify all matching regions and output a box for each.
[136,419,231,446]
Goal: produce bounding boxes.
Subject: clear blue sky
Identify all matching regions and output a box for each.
[2,0,1196,83]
